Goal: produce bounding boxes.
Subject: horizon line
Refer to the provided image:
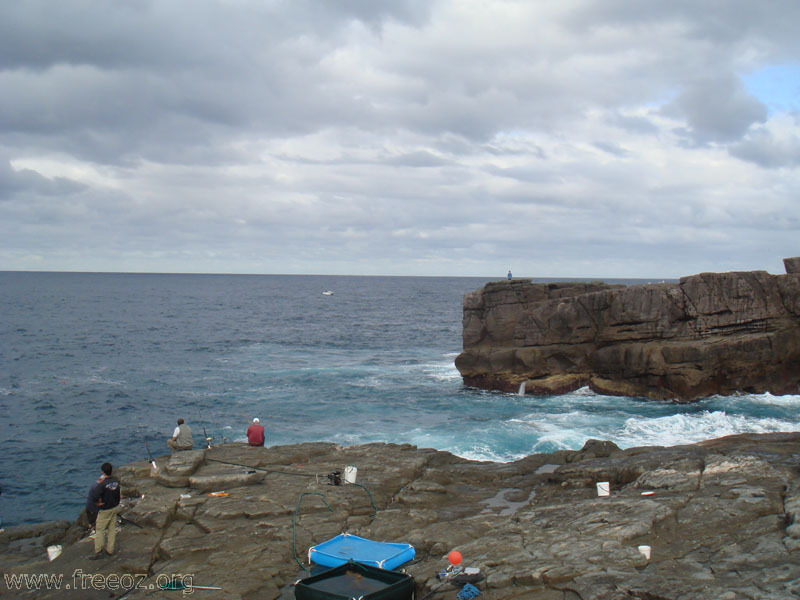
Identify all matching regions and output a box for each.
[0,269,676,282]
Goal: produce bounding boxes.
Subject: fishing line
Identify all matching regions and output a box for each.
[292,492,333,572]
[206,458,317,478]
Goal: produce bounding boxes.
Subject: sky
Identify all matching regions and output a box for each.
[1,1,799,278]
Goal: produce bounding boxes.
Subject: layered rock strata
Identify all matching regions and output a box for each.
[456,258,800,401]
[2,435,799,599]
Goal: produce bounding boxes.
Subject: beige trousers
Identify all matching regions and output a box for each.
[94,506,119,554]
[167,439,193,452]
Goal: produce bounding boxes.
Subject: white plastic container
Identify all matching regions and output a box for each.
[344,465,357,484]
[47,545,62,561]
[637,545,651,560]
[596,482,610,497]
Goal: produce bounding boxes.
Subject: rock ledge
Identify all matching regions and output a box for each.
[2,434,799,599]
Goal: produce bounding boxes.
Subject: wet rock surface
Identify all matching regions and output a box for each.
[456,259,800,401]
[2,433,799,599]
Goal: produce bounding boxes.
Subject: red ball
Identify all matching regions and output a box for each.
[447,550,462,565]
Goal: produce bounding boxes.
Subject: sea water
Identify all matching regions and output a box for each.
[1,272,798,526]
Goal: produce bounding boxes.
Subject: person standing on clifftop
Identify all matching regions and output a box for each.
[89,462,120,559]
[167,418,194,452]
[247,417,265,446]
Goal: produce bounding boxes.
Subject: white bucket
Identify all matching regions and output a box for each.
[344,465,357,484]
[47,545,62,561]
[637,545,651,560]
[596,482,610,497]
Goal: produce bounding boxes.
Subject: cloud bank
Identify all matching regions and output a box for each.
[1,0,799,277]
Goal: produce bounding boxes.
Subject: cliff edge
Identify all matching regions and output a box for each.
[456,257,800,401]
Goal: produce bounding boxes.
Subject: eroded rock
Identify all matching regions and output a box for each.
[456,259,800,400]
[2,434,799,599]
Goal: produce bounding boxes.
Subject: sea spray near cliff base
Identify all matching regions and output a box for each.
[1,272,799,526]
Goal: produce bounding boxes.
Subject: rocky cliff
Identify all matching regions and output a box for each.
[2,435,799,599]
[456,257,800,401]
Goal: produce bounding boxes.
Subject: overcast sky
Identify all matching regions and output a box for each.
[1,1,799,278]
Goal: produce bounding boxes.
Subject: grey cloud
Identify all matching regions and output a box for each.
[315,0,433,29]
[482,164,558,185]
[608,113,660,135]
[567,1,800,52]
[664,74,767,144]
[0,158,86,198]
[385,151,449,167]
[0,1,431,165]
[2,1,799,277]
[729,127,800,168]
[0,1,432,72]
[592,142,630,157]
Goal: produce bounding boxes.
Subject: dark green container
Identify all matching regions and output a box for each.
[295,561,414,600]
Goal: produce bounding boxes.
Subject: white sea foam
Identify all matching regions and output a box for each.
[573,386,597,396]
[727,392,800,406]
[458,445,513,463]
[424,362,462,382]
[86,374,126,386]
[528,421,599,452]
[505,402,800,454]
[613,411,800,448]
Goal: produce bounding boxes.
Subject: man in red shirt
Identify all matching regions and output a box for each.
[246,418,265,446]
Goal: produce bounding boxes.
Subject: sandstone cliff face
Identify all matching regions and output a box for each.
[456,258,800,401]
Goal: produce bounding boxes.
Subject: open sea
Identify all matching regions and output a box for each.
[2,271,799,527]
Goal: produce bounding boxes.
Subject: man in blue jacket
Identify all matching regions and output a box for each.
[89,462,121,559]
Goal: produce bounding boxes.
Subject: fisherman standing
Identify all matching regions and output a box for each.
[89,462,120,559]
[246,418,265,446]
[167,418,193,452]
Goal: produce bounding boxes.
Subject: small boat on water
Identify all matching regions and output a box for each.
[322,290,334,296]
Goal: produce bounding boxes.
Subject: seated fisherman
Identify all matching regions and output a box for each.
[246,418,265,446]
[167,418,193,452]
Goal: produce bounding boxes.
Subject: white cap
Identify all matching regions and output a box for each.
[253,418,260,423]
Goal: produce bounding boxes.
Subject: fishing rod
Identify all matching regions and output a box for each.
[141,434,159,473]
[203,426,212,449]
[118,514,144,529]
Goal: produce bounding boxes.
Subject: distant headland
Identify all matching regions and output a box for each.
[456,257,800,401]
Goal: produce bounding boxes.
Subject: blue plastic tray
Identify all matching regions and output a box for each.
[308,533,415,570]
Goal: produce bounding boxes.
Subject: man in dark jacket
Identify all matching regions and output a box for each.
[89,462,120,559]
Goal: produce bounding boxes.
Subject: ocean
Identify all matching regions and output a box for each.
[1,271,799,527]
